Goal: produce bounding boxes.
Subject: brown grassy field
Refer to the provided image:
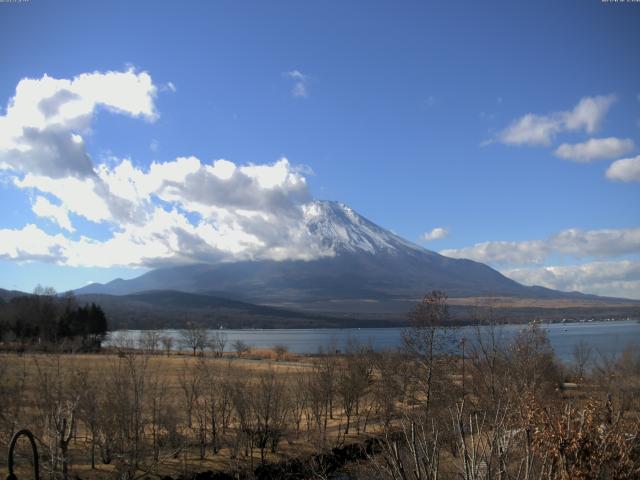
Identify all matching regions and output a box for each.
[448,295,640,308]
[1,320,639,480]
[0,348,383,480]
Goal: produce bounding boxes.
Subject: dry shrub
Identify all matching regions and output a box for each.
[527,398,640,479]
[247,347,296,362]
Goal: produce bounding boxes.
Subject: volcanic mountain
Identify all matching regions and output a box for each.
[75,201,634,319]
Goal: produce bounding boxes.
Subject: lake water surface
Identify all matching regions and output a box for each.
[107,320,640,363]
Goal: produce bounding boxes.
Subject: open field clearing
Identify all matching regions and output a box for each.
[2,307,639,479]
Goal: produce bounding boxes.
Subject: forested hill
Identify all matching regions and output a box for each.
[0,289,108,349]
[74,290,402,330]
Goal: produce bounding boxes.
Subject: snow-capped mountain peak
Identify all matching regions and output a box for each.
[303,200,424,255]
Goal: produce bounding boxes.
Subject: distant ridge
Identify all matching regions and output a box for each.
[77,202,620,302]
[74,290,402,330]
[0,288,33,302]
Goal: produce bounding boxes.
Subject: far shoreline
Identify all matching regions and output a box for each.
[106,316,640,333]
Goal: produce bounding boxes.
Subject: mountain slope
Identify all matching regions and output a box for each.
[0,288,31,302]
[76,201,626,313]
[75,290,400,329]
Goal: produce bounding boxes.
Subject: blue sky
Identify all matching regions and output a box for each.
[0,0,639,298]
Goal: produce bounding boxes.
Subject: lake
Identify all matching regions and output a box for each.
[106,319,640,363]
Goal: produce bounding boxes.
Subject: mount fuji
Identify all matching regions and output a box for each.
[75,201,628,320]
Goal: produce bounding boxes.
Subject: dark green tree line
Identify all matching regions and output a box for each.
[0,287,108,349]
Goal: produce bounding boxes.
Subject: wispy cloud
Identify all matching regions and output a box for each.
[554,137,634,163]
[504,260,640,299]
[284,70,309,98]
[424,95,437,108]
[606,155,640,182]
[421,227,449,241]
[442,228,640,298]
[441,227,640,266]
[159,81,176,93]
[491,95,616,146]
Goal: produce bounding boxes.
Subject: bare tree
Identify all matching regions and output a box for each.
[229,376,253,461]
[507,324,561,401]
[178,361,203,429]
[75,368,102,469]
[180,322,209,356]
[289,372,308,438]
[103,351,151,477]
[468,306,509,412]
[572,339,592,381]
[371,351,402,428]
[273,343,288,361]
[250,369,289,462]
[208,331,228,358]
[233,339,251,357]
[34,357,81,480]
[0,356,28,445]
[373,412,440,480]
[200,359,224,453]
[160,335,174,356]
[192,363,209,460]
[450,400,517,480]
[219,361,235,435]
[337,342,372,434]
[307,361,335,446]
[402,290,453,415]
[139,330,161,354]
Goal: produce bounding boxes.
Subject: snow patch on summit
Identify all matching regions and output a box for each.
[303,201,425,256]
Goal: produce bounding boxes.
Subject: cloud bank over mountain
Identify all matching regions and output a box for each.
[0,69,331,267]
[441,229,640,299]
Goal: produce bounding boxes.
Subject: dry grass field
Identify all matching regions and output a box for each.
[0,347,387,480]
[1,311,639,480]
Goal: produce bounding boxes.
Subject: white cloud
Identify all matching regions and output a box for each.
[498,113,562,146]
[0,224,69,263]
[284,70,309,98]
[93,156,322,265]
[31,196,74,232]
[504,260,640,300]
[4,155,329,267]
[495,95,616,146]
[606,155,640,182]
[551,228,640,257]
[441,227,640,266]
[0,174,330,268]
[554,137,635,162]
[0,69,339,268]
[421,227,449,241]
[15,174,112,224]
[0,68,157,178]
[563,95,616,133]
[446,227,640,299]
[441,240,548,265]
